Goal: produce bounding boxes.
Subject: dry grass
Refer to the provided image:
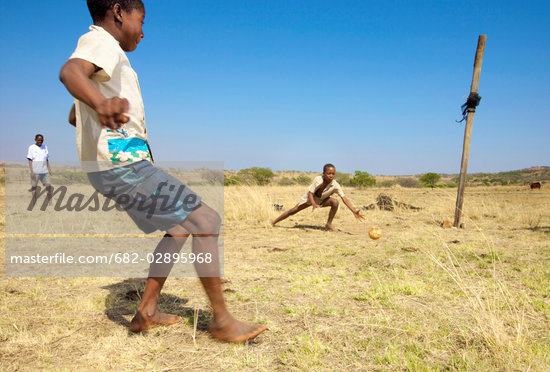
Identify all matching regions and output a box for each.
[1,165,549,371]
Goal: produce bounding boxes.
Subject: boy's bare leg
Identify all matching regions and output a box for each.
[184,203,267,342]
[322,198,339,231]
[200,277,267,343]
[130,277,183,331]
[130,233,188,332]
[271,203,309,226]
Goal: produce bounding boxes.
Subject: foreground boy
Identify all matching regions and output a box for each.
[60,0,266,342]
[272,164,365,230]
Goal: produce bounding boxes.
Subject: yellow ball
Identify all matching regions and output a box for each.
[369,226,382,240]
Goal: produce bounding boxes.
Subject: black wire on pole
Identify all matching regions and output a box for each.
[456,92,481,123]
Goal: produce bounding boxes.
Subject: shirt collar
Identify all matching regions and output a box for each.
[89,25,121,49]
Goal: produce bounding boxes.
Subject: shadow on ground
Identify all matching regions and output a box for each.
[528,226,550,234]
[101,279,212,333]
[291,224,327,231]
[290,224,354,234]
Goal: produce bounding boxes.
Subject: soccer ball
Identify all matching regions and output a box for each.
[368,226,382,240]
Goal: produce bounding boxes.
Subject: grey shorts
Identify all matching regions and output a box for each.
[87,161,201,234]
[30,173,50,187]
[298,193,327,206]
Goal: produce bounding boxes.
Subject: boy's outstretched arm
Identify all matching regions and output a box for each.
[59,58,128,130]
[342,196,365,221]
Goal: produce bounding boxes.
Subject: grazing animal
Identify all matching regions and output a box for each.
[530,182,541,190]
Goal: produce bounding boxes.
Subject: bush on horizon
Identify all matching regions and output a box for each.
[349,170,376,187]
[335,171,351,185]
[294,175,311,185]
[420,172,441,188]
[379,180,396,188]
[238,167,275,185]
[278,177,295,186]
[397,177,419,188]
[224,176,241,186]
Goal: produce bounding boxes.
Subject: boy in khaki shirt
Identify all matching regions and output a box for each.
[60,0,266,343]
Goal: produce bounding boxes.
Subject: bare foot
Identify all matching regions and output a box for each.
[129,310,182,332]
[325,223,337,232]
[209,315,267,343]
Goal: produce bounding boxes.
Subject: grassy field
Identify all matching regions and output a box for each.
[1,166,549,371]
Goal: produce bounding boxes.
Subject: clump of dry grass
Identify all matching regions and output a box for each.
[223,184,315,226]
[521,212,543,229]
[224,185,278,224]
[425,241,529,364]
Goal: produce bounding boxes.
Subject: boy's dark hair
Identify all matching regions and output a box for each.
[35,134,44,140]
[87,0,144,23]
[323,163,335,173]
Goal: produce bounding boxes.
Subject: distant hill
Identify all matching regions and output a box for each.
[459,166,550,186]
[386,166,549,187]
[369,166,549,187]
[2,162,548,188]
[269,166,550,187]
[222,166,549,187]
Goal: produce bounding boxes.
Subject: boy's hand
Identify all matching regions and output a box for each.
[96,97,130,129]
[353,209,365,221]
[59,59,129,129]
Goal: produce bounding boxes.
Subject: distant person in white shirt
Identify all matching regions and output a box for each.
[272,163,365,231]
[27,134,53,203]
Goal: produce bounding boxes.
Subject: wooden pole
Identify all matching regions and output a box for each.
[454,35,486,228]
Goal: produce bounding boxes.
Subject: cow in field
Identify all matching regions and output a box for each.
[530,182,541,190]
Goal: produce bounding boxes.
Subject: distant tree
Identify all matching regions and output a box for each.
[223,176,241,186]
[379,180,396,188]
[294,175,312,185]
[201,169,223,185]
[335,171,351,186]
[278,177,295,186]
[396,177,419,188]
[238,167,274,185]
[349,171,376,187]
[420,172,441,188]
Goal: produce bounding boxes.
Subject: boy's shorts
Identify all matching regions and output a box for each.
[298,193,327,207]
[30,173,50,187]
[87,160,201,234]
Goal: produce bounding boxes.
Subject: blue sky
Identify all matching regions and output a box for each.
[1,0,549,175]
